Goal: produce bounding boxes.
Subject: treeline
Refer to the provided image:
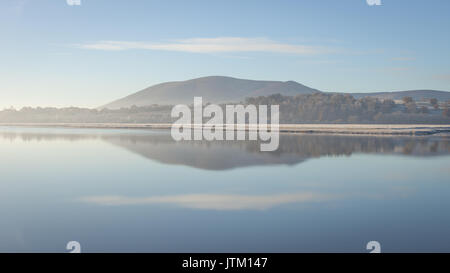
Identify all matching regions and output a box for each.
[0,105,174,123]
[245,93,450,124]
[0,93,449,124]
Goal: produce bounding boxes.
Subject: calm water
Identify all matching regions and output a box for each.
[0,126,450,253]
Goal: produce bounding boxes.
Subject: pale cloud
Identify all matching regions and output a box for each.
[79,192,337,210]
[77,37,332,55]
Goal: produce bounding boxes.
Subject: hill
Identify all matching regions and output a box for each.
[102,76,320,109]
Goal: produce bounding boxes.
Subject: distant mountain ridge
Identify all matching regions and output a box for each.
[102,76,450,109]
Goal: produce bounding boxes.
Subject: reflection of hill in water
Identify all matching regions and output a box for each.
[1,130,449,170]
[105,134,450,170]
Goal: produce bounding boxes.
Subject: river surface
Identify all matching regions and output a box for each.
[0,126,449,252]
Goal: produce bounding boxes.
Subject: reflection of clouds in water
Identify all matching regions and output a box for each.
[79,192,338,210]
[79,188,420,210]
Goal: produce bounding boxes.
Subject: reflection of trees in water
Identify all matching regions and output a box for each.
[1,130,449,158]
[243,134,450,157]
[1,130,449,170]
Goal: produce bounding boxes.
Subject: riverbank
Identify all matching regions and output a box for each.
[1,123,450,136]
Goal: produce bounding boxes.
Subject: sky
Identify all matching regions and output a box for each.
[0,0,449,109]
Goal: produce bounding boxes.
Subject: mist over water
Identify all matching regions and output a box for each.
[1,126,450,252]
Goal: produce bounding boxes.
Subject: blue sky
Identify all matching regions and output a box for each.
[0,0,449,108]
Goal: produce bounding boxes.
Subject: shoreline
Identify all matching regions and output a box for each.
[1,123,450,136]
